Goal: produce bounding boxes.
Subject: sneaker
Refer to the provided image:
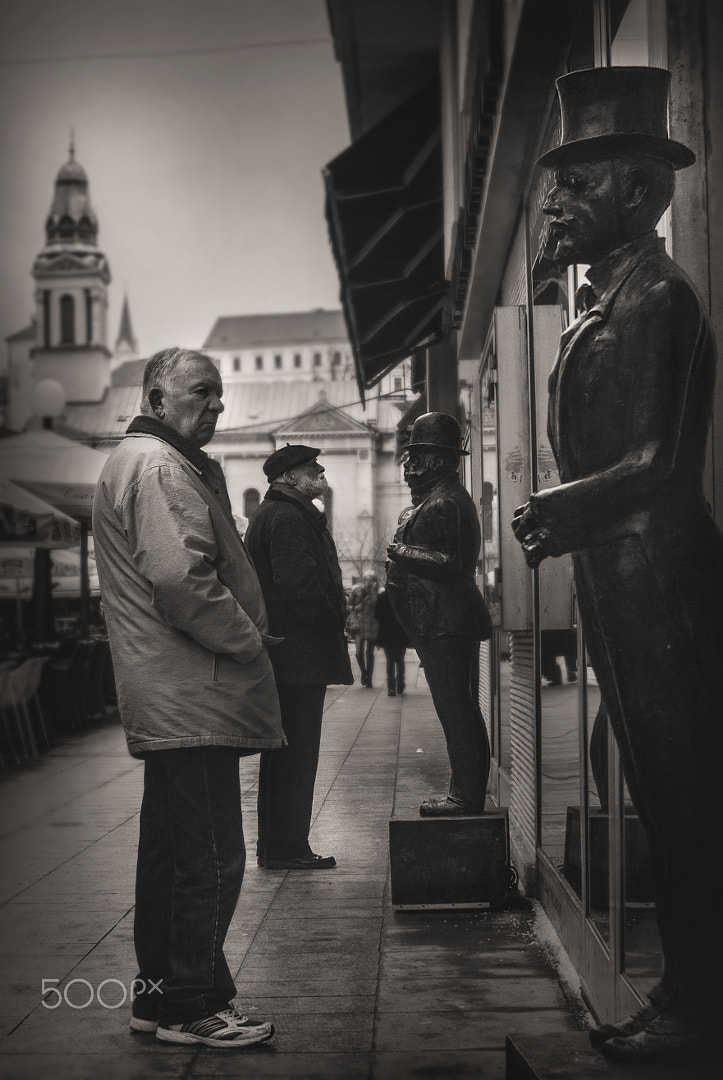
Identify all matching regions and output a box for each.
[156,1007,274,1048]
[130,1016,158,1033]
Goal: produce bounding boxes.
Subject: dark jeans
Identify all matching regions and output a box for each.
[355,636,375,685]
[256,683,327,862]
[133,747,245,1025]
[383,644,406,693]
[414,635,490,805]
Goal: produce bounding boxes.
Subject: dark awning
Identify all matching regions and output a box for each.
[323,79,448,401]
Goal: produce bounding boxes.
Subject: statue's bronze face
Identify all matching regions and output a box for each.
[543,160,624,267]
[403,447,441,485]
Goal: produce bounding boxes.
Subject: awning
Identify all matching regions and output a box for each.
[324,79,448,401]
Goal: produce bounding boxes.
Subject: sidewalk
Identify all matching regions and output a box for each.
[0,653,588,1080]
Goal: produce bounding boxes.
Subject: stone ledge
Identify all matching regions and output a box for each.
[506,1032,719,1079]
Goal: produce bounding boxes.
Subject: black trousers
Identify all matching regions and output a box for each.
[134,747,244,1024]
[383,644,406,693]
[256,683,327,862]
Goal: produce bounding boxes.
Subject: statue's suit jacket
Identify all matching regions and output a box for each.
[387,475,492,642]
[530,232,723,845]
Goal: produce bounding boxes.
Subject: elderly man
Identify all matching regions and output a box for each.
[245,444,352,870]
[512,67,723,1062]
[387,412,493,816]
[93,347,283,1049]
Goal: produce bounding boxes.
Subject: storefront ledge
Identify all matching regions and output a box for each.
[389,809,509,909]
[505,1032,720,1079]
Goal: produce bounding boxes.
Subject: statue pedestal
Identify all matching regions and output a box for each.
[389,809,509,908]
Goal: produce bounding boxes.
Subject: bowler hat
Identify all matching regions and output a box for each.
[263,443,321,483]
[538,67,694,170]
[407,412,468,455]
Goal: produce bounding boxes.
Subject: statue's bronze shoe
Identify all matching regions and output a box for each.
[419,796,484,816]
[589,1001,660,1047]
[600,1013,707,1062]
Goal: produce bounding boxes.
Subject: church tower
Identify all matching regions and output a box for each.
[30,140,111,402]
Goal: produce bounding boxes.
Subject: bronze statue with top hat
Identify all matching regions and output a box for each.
[387,412,493,817]
[512,67,723,1064]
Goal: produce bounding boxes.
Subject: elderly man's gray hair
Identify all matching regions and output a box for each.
[141,347,216,414]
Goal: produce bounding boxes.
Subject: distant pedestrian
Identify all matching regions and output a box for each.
[245,444,353,870]
[374,587,409,696]
[350,572,379,687]
[93,347,282,1049]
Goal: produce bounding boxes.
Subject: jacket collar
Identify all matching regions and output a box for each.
[265,486,328,530]
[126,415,211,476]
[585,232,663,317]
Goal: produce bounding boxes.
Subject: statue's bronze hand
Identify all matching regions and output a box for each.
[520,528,553,568]
[511,502,537,540]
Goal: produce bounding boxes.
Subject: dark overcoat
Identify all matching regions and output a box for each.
[386,475,492,642]
[245,489,353,686]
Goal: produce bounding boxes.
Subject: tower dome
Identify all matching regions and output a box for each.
[44,139,98,246]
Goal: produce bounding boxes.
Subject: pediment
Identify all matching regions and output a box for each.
[276,398,367,436]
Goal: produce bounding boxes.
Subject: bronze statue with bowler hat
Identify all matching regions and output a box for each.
[512,66,723,1063]
[387,411,493,817]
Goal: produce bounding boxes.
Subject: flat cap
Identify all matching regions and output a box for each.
[263,443,321,483]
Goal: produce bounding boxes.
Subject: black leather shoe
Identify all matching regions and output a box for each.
[262,853,336,870]
[387,689,396,696]
[600,1013,708,1062]
[419,796,485,816]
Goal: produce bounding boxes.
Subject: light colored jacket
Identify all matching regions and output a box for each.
[92,432,284,757]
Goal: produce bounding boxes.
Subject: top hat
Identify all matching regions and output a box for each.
[407,412,468,455]
[263,443,321,483]
[538,67,694,170]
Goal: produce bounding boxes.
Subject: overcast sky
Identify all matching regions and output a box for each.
[0,0,350,358]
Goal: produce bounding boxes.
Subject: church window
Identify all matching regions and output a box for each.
[243,488,260,520]
[85,289,92,343]
[313,352,322,367]
[293,353,302,368]
[274,354,282,370]
[394,377,402,391]
[255,355,264,370]
[233,356,241,372]
[42,292,51,348]
[58,216,75,239]
[332,351,341,365]
[60,294,75,344]
[78,217,93,240]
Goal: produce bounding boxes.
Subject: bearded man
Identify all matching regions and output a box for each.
[245,444,352,870]
[512,67,723,1062]
[387,412,493,816]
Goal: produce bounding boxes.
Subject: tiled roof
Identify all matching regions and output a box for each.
[203,310,347,350]
[5,323,37,344]
[111,358,146,387]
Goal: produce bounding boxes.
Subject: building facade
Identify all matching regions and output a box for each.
[326,0,722,1028]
